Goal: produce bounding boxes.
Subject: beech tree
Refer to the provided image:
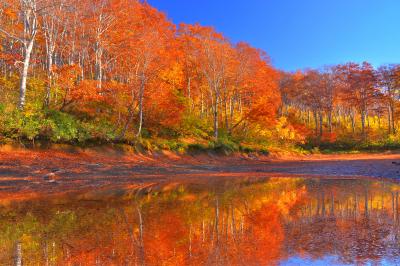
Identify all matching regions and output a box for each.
[41,0,69,106]
[179,24,233,139]
[336,62,378,139]
[377,64,400,134]
[0,0,40,109]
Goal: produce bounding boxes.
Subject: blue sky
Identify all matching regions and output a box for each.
[147,0,400,71]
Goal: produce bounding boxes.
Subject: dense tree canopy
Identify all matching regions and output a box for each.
[1,0,400,150]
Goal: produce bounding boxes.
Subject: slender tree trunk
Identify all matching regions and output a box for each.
[361,109,366,140]
[319,111,323,137]
[378,115,381,130]
[200,92,204,118]
[364,189,369,218]
[44,50,53,106]
[136,77,145,138]
[224,95,229,131]
[213,89,219,140]
[187,77,192,112]
[313,111,318,137]
[350,111,355,134]
[95,41,103,89]
[390,103,396,134]
[19,40,35,110]
[388,105,392,134]
[229,97,235,135]
[213,106,218,139]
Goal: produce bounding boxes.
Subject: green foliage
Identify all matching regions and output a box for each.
[0,108,118,144]
[81,118,117,142]
[156,139,187,152]
[44,110,84,142]
[210,138,240,155]
[301,138,400,153]
[2,109,44,141]
[180,114,212,138]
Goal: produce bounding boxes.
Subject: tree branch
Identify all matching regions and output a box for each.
[0,28,25,46]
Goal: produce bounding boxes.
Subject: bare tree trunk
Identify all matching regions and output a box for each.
[319,111,323,137]
[390,104,396,134]
[364,188,369,218]
[350,111,355,134]
[0,0,38,109]
[95,42,103,89]
[44,50,53,106]
[200,92,204,118]
[313,111,318,137]
[361,109,366,140]
[136,76,145,138]
[19,39,35,109]
[213,91,219,140]
[328,110,332,133]
[392,105,396,134]
[187,77,192,112]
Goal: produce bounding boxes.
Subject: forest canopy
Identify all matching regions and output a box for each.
[0,0,399,153]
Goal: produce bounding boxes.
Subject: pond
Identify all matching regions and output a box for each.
[1,176,400,265]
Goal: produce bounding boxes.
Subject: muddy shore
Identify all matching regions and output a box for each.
[1,146,400,201]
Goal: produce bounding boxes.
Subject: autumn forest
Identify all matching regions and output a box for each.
[4,1,400,265]
[1,0,400,153]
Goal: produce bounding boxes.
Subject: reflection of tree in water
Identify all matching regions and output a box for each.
[1,177,400,265]
[285,179,400,265]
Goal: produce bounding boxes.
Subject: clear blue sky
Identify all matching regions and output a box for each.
[147,0,400,71]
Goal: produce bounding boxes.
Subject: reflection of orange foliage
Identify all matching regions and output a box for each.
[278,185,307,217]
[145,212,188,265]
[242,204,284,265]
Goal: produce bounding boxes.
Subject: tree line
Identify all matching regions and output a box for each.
[0,0,279,143]
[280,63,400,143]
[1,0,400,148]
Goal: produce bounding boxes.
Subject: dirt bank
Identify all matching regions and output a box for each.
[1,146,400,202]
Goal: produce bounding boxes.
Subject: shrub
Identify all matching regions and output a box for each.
[45,110,84,142]
[187,143,208,153]
[81,119,117,142]
[2,110,44,141]
[210,138,240,155]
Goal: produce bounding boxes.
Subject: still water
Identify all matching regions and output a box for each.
[1,176,400,265]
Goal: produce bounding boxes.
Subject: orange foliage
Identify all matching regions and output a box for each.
[1,0,282,141]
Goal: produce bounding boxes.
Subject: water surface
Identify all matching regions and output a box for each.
[1,176,400,265]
